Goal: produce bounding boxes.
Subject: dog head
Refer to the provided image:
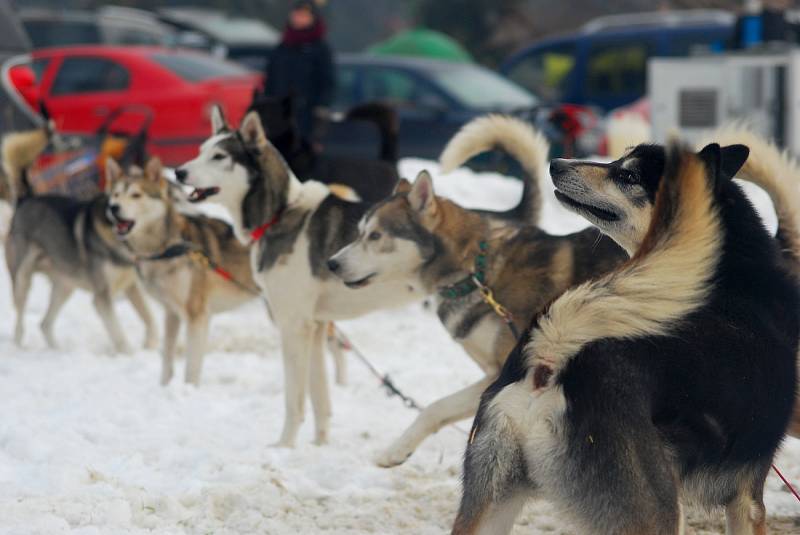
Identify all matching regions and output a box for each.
[106,157,170,238]
[328,172,439,289]
[175,106,289,235]
[549,142,749,253]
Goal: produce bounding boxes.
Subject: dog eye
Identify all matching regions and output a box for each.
[618,169,638,183]
[212,153,226,161]
[131,193,142,199]
[368,231,382,241]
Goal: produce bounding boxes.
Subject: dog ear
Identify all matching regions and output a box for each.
[211,105,229,135]
[393,178,412,195]
[408,171,437,214]
[719,144,749,180]
[697,143,723,192]
[105,157,122,192]
[144,157,163,181]
[240,111,268,146]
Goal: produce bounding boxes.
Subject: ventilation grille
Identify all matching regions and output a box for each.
[679,89,718,128]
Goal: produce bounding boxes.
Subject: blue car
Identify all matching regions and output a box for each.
[329,53,599,160]
[501,10,734,112]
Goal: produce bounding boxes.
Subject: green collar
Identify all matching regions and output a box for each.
[438,241,488,299]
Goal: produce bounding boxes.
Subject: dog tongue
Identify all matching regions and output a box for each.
[116,221,132,234]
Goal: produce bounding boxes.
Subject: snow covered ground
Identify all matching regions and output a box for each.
[0,159,798,534]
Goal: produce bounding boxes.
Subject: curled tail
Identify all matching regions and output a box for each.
[1,127,50,204]
[439,114,550,224]
[346,102,399,164]
[703,125,800,276]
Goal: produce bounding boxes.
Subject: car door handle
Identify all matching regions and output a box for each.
[93,106,110,117]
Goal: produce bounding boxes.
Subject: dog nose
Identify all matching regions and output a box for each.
[327,259,340,273]
[174,168,188,183]
[549,158,570,176]
[109,204,121,217]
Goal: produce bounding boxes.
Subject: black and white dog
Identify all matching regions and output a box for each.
[453,140,800,535]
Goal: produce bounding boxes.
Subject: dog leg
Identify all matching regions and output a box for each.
[184,312,210,386]
[309,322,332,445]
[376,376,493,468]
[40,277,73,349]
[452,491,529,535]
[275,322,315,447]
[11,250,36,346]
[161,311,181,386]
[92,291,131,355]
[126,285,158,350]
[725,489,767,535]
[325,322,348,386]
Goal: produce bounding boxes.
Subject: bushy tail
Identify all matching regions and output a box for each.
[1,127,49,204]
[439,115,550,224]
[703,125,800,276]
[346,102,399,164]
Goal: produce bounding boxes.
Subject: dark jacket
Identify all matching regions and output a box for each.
[265,23,335,138]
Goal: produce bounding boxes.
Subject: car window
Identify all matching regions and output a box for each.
[23,20,101,48]
[335,65,358,108]
[428,65,537,110]
[506,44,576,102]
[51,57,130,95]
[151,53,252,82]
[31,58,50,83]
[586,42,650,99]
[362,68,447,108]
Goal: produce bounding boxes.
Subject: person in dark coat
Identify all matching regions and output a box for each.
[264,0,335,144]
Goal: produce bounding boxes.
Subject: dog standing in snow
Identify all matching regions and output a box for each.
[453,140,799,534]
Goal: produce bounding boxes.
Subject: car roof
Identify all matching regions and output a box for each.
[31,45,197,58]
[336,52,479,71]
[508,9,734,54]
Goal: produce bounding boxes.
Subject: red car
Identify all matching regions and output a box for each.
[5,46,262,166]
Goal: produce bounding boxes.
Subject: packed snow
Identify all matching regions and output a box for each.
[0,159,798,534]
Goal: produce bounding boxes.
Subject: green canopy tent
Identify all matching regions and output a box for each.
[367,28,473,63]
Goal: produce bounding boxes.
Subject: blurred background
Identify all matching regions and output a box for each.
[3,0,800,193]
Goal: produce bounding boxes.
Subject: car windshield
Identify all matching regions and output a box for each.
[428,64,538,110]
[151,53,252,81]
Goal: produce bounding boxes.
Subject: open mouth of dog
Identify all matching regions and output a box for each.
[188,187,220,203]
[113,218,135,236]
[553,190,620,222]
[344,273,376,289]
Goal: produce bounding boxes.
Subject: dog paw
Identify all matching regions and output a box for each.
[375,447,413,468]
[269,439,296,449]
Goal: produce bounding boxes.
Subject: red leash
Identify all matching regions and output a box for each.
[772,463,800,503]
[249,212,282,244]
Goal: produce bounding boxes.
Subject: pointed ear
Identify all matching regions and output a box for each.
[393,178,412,195]
[211,105,229,135]
[408,171,436,213]
[105,157,122,192]
[240,111,267,145]
[144,157,163,182]
[719,144,749,180]
[697,143,723,191]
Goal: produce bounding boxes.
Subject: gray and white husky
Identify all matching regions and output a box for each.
[4,165,157,353]
[176,107,423,446]
[328,115,627,466]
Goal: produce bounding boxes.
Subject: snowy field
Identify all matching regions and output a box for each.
[0,159,799,534]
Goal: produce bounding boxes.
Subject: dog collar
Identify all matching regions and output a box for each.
[438,241,488,299]
[249,211,282,244]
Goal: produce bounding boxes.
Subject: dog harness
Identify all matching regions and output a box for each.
[438,240,519,340]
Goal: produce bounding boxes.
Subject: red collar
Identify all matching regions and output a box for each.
[249,212,282,244]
